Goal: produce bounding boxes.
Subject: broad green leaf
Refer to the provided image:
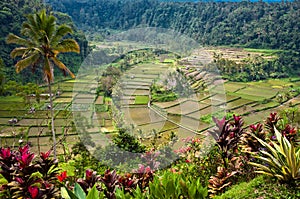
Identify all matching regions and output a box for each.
[29,171,43,180]
[133,186,145,199]
[86,185,99,199]
[61,187,71,199]
[61,187,78,199]
[74,183,86,199]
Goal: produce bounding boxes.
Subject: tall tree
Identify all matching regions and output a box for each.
[6,9,80,158]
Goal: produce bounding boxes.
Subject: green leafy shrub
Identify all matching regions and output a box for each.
[173,137,221,187]
[70,142,108,176]
[113,128,146,153]
[116,170,207,199]
[149,171,207,199]
[61,183,101,199]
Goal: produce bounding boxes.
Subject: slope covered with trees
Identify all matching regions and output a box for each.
[48,0,300,51]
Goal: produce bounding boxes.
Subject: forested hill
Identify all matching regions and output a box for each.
[47,0,300,51]
[0,0,89,83]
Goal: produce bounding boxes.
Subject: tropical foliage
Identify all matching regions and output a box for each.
[0,110,299,198]
[0,0,88,84]
[249,127,300,184]
[7,9,80,158]
[0,145,60,198]
[1,1,300,198]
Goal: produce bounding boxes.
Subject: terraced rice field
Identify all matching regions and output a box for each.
[176,65,300,128]
[0,72,105,154]
[116,62,214,146]
[165,100,207,115]
[112,59,300,147]
[1,48,300,153]
[226,98,255,110]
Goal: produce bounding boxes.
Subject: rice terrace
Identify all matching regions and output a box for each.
[1,0,300,198]
[1,44,299,154]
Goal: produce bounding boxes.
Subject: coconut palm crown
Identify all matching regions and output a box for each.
[7,9,79,81]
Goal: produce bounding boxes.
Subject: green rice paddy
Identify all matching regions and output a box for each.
[0,54,299,152]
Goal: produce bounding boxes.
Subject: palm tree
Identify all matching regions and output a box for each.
[7,9,80,158]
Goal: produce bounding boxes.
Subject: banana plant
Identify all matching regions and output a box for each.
[249,127,300,183]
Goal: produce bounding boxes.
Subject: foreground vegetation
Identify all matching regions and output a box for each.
[0,111,299,198]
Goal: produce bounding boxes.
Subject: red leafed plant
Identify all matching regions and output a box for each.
[57,171,68,182]
[0,144,61,198]
[100,170,120,199]
[241,123,266,153]
[76,169,101,194]
[209,115,245,168]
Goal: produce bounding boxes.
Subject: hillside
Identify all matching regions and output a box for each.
[47,0,300,51]
[0,1,300,198]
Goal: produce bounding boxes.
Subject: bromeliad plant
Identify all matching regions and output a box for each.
[249,127,300,185]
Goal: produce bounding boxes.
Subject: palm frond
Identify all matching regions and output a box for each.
[6,33,32,47]
[40,32,51,47]
[50,57,75,78]
[11,47,43,59]
[51,24,73,45]
[10,47,29,59]
[53,39,80,54]
[23,14,40,35]
[37,9,45,30]
[45,15,56,40]
[15,53,41,73]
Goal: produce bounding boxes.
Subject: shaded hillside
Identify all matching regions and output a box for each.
[47,0,300,51]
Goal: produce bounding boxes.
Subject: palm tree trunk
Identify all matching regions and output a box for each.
[48,80,57,159]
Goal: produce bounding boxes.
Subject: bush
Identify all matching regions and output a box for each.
[0,145,61,198]
[215,175,300,199]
